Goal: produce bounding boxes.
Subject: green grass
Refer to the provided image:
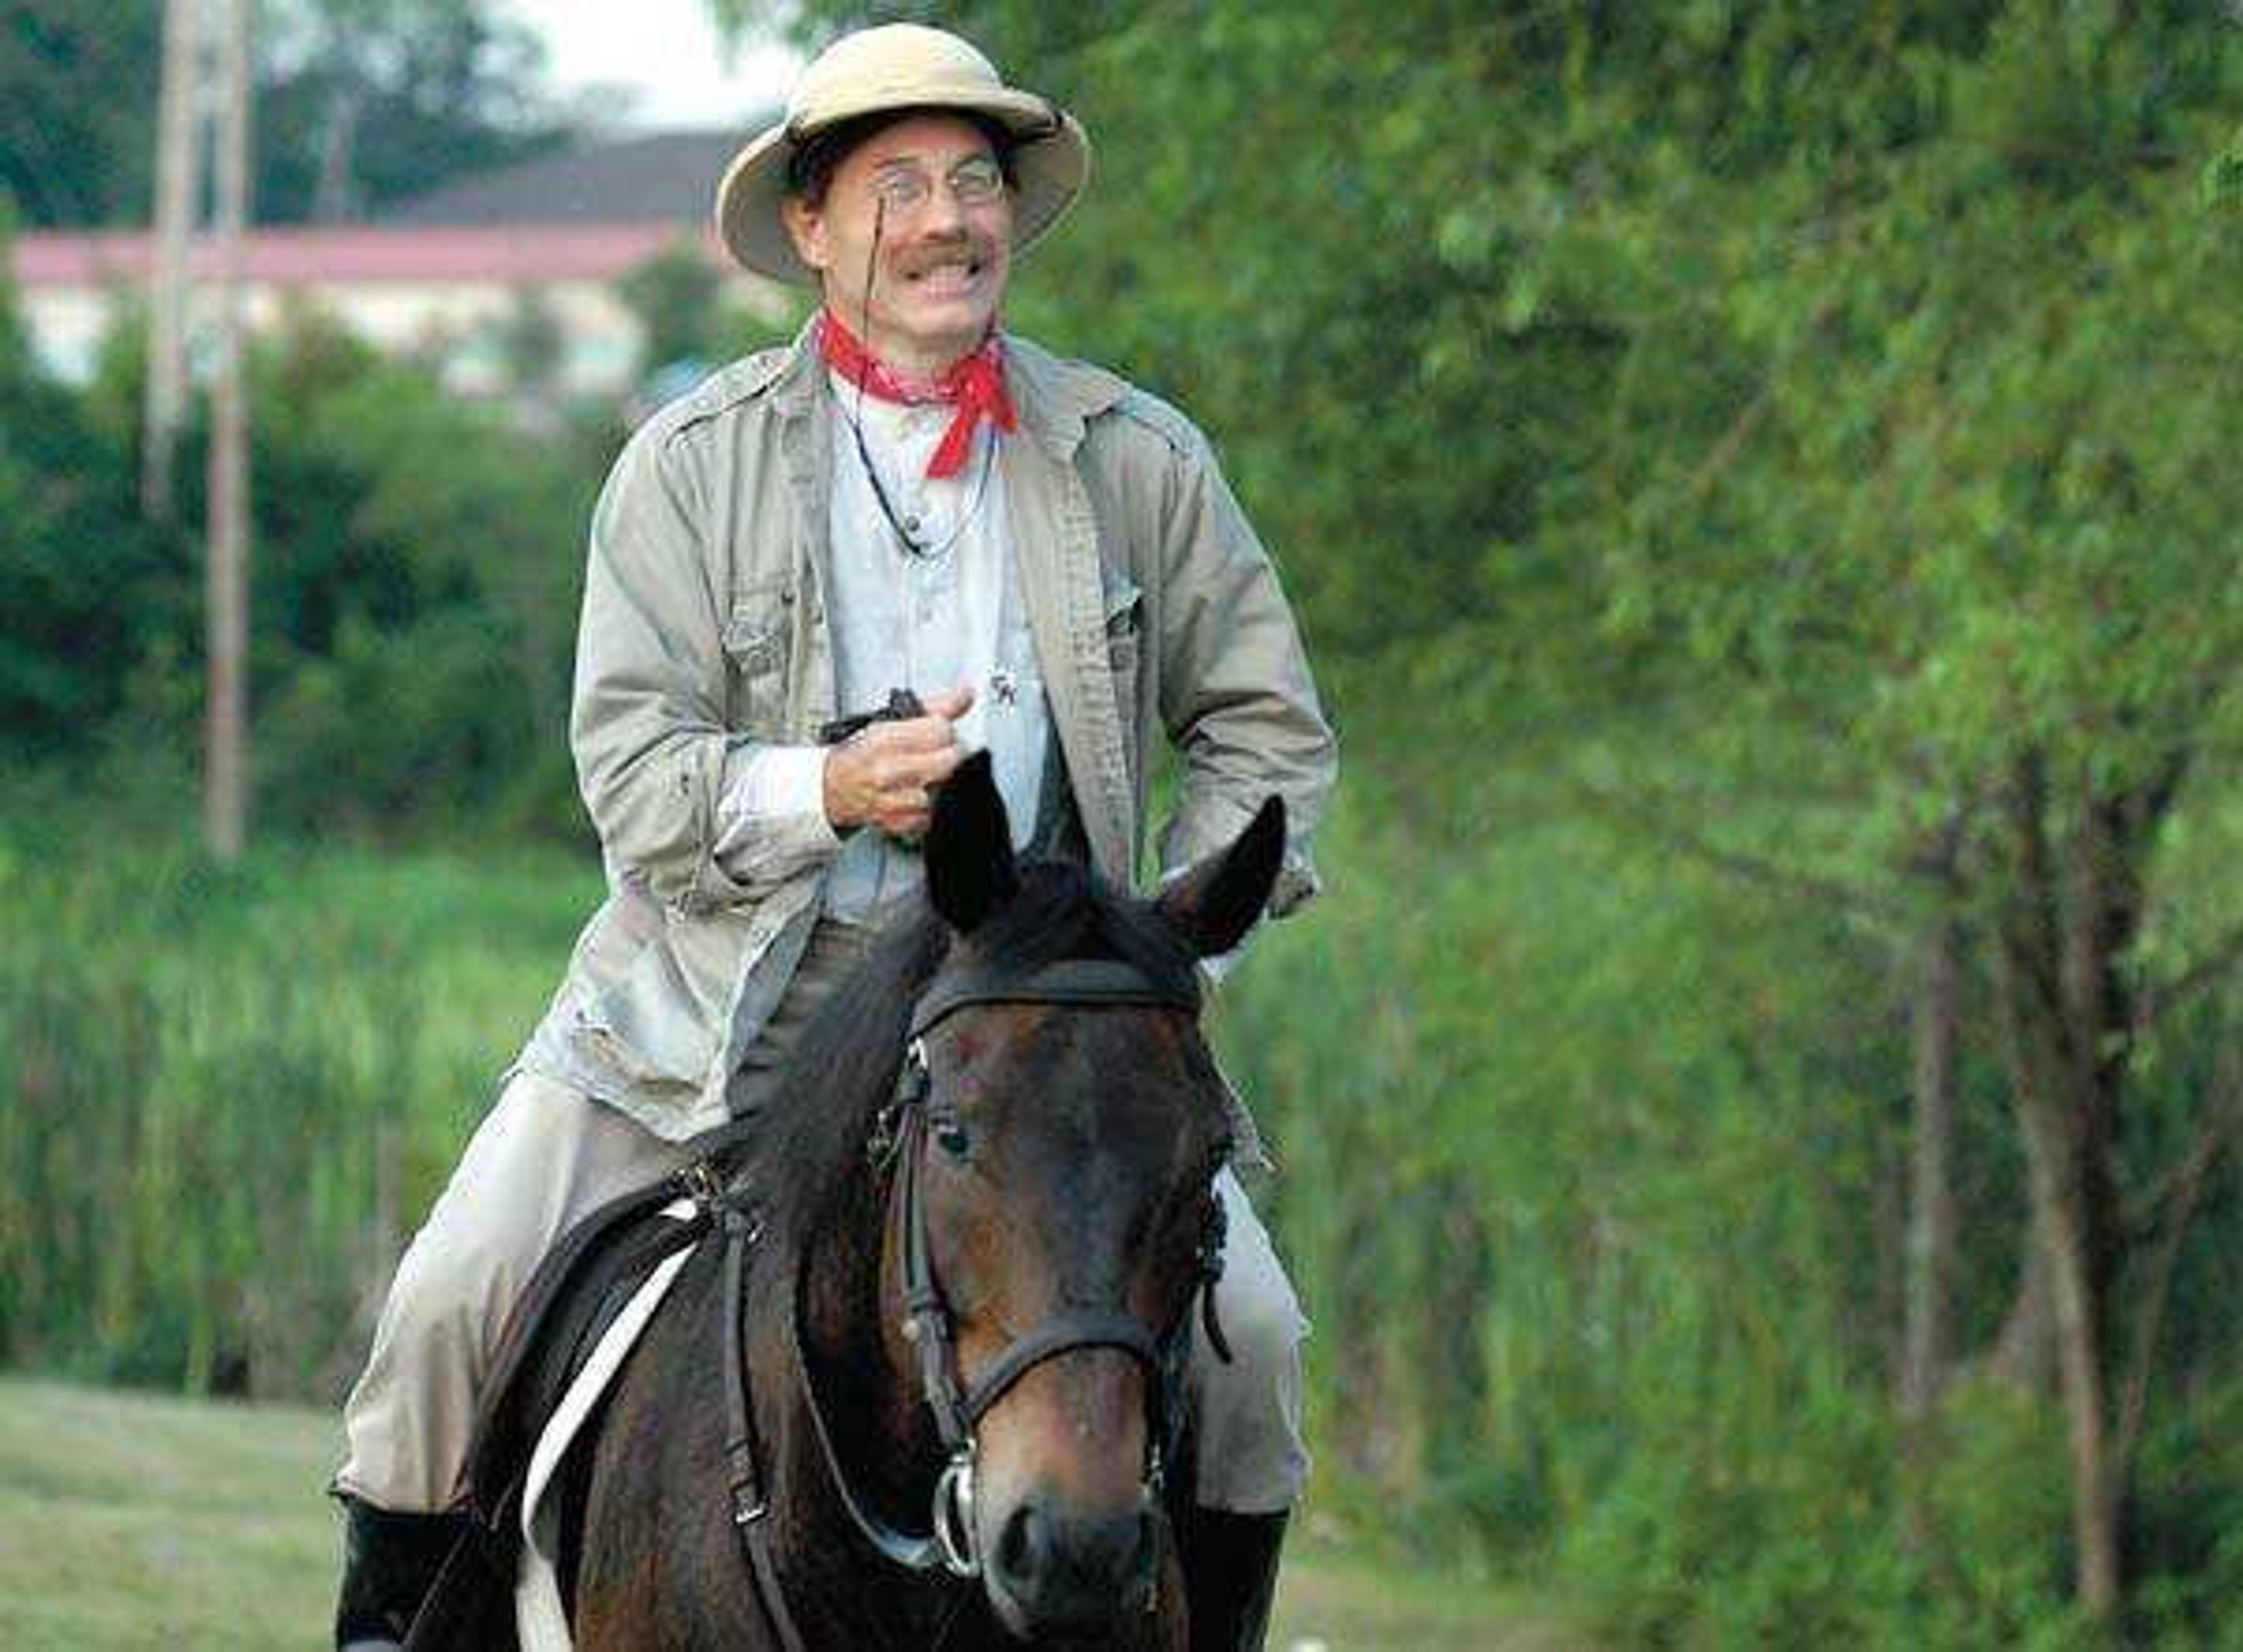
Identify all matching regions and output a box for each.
[0,1376,1588,1651]
[0,836,604,1397]
[0,1379,341,1649]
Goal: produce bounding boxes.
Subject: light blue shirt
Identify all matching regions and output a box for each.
[713,370,1051,920]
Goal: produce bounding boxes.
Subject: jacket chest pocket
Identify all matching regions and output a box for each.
[1103,578,1144,721]
[723,578,794,734]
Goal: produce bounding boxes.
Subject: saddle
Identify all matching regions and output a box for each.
[403,1139,748,1651]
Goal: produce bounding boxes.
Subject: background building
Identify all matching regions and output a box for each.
[9,130,786,398]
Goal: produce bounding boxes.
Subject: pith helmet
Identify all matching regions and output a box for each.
[713,24,1093,285]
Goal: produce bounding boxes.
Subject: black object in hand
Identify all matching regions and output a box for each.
[817,687,928,746]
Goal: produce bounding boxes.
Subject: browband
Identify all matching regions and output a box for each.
[908,957,1200,1040]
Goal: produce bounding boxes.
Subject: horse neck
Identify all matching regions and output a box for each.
[790,1157,943,1524]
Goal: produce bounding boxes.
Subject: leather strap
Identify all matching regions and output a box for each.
[787,1279,952,1573]
[959,1312,1161,1428]
[908,958,1199,1040]
[713,1199,810,1652]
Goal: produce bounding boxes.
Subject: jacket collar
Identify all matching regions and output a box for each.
[1004,335,1129,460]
[765,314,1126,460]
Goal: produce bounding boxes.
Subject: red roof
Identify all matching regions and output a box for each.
[13,222,726,289]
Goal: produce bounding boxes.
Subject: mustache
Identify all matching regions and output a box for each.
[893,231,996,274]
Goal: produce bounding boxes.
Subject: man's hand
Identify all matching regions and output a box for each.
[822,686,975,839]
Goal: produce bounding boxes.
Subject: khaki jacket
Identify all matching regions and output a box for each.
[522,322,1337,1139]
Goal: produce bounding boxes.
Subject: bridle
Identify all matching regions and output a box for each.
[697,954,1232,1648]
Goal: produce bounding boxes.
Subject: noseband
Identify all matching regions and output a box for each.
[702,952,1233,1648]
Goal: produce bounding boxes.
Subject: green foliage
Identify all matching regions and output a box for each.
[616,239,791,377]
[0,301,611,837]
[7,764,2230,1643]
[0,0,581,230]
[717,2,2243,1637]
[0,228,187,756]
[245,319,608,836]
[0,804,600,1397]
[1208,761,2240,1647]
[1911,1380,2083,1646]
[2127,1378,2243,1650]
[0,0,162,226]
[256,0,578,222]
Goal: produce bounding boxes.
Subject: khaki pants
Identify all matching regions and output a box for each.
[336,935,1308,1516]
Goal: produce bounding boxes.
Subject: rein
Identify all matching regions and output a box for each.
[692,952,1231,1647]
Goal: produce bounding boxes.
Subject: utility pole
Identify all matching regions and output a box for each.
[144,0,203,521]
[204,0,254,861]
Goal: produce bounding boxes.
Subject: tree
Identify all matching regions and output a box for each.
[617,238,774,378]
[254,0,582,223]
[0,0,164,227]
[724,1,2243,1631]
[0,0,582,229]
[1596,21,2241,1615]
[0,229,186,755]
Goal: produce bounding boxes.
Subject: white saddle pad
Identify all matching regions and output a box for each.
[515,1199,703,1652]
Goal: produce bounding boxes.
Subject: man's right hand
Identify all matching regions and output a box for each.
[821,686,975,839]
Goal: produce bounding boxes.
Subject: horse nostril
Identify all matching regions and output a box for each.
[989,1497,1158,1622]
[995,1500,1048,1586]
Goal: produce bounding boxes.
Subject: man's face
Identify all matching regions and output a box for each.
[783,113,1015,373]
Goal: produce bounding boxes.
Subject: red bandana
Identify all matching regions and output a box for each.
[817,309,1018,480]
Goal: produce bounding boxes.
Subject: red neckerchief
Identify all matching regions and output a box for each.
[817,309,1017,480]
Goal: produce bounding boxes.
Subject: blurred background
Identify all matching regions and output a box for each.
[2,2,2239,1647]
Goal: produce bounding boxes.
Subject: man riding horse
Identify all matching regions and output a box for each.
[330,23,1336,1650]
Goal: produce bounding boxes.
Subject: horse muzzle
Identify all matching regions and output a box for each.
[980,1485,1161,1640]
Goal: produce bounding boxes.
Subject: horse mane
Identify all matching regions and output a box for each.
[754,858,1202,1254]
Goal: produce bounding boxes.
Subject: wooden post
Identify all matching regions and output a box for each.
[204,0,253,860]
[144,0,203,521]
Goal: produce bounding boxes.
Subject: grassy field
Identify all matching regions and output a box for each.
[0,1376,1589,1651]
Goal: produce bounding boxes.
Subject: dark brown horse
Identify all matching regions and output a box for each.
[568,752,1284,1649]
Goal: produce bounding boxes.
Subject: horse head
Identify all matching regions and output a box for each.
[897,751,1284,1638]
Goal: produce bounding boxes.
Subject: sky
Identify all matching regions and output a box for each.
[498,0,803,131]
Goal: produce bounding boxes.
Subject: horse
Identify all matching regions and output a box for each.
[561,751,1286,1649]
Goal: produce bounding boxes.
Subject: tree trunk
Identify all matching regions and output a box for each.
[1984,749,2189,1627]
[2008,1062,2123,1620]
[311,82,361,224]
[1989,1233,2058,1393]
[1901,900,1961,1420]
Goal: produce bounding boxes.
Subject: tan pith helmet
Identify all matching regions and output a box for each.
[713,24,1093,286]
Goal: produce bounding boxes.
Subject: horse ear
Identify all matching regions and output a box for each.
[1156,797,1287,959]
[927,750,1019,934]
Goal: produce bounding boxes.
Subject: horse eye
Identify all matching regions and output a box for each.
[935,1118,971,1157]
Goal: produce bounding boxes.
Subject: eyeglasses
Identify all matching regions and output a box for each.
[868,154,1009,216]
